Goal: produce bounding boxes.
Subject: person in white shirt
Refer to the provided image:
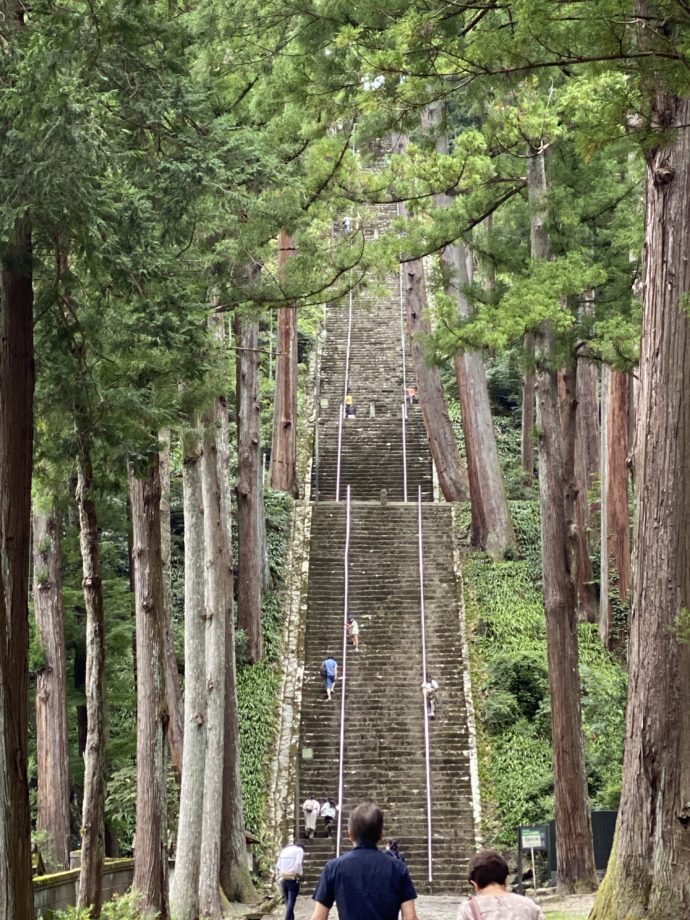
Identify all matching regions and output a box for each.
[276,837,304,920]
[320,798,337,837]
[303,797,320,838]
[421,674,439,719]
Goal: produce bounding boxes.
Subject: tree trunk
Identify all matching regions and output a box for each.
[76,447,107,916]
[570,358,598,622]
[171,420,206,920]
[422,100,514,553]
[270,230,299,496]
[591,93,690,920]
[129,459,169,920]
[599,369,631,650]
[219,362,257,905]
[159,429,184,781]
[0,212,34,920]
[449,244,516,557]
[536,351,598,892]
[33,509,71,872]
[198,397,228,920]
[258,462,271,592]
[521,334,536,486]
[530,148,597,892]
[236,316,263,662]
[404,257,469,502]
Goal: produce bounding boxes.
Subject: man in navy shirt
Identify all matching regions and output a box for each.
[310,801,419,920]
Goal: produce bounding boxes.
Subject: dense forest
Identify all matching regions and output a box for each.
[1,1,689,919]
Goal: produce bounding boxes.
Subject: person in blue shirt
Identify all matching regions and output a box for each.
[321,655,338,701]
[310,801,419,920]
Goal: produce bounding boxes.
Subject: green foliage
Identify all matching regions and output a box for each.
[463,501,627,845]
[236,489,292,840]
[105,767,137,856]
[56,891,151,920]
[670,607,690,646]
[237,662,280,835]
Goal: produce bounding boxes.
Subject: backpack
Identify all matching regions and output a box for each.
[319,662,327,678]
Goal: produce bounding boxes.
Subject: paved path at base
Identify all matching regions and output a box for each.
[265,894,461,919]
[264,892,595,919]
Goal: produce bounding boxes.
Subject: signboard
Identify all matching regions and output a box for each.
[520,826,547,850]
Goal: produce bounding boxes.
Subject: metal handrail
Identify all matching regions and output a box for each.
[335,286,354,502]
[418,485,433,886]
[402,403,408,503]
[396,202,408,408]
[313,330,323,502]
[336,485,352,855]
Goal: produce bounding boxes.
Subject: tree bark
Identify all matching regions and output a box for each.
[76,447,107,916]
[599,369,631,650]
[219,346,257,905]
[129,459,169,920]
[159,429,184,781]
[422,100,514,553]
[198,354,228,918]
[33,509,71,872]
[258,462,271,592]
[270,231,299,496]
[521,334,536,486]
[591,93,690,920]
[0,212,34,920]
[570,359,598,622]
[236,316,263,662]
[530,148,597,892]
[171,420,206,920]
[404,257,469,502]
[536,351,598,892]
[449,247,516,557]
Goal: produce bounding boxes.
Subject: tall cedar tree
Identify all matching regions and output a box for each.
[424,101,515,555]
[0,210,34,917]
[237,316,264,662]
[0,2,33,909]
[171,420,206,920]
[160,429,184,780]
[32,509,71,872]
[75,437,107,915]
[591,85,690,920]
[129,458,169,919]
[270,231,299,496]
[529,148,597,891]
[403,256,469,501]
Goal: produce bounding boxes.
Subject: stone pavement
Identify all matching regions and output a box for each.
[264,894,461,919]
[262,892,596,918]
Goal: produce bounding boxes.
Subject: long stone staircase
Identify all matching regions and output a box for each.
[313,204,433,503]
[294,203,477,897]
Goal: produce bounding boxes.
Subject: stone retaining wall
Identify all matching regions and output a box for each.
[33,859,134,918]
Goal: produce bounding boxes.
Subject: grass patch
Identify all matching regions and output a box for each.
[545,912,589,920]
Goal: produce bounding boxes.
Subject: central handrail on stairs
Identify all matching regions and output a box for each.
[336,485,352,855]
[418,485,433,888]
[396,201,408,407]
[335,285,354,502]
[402,402,408,502]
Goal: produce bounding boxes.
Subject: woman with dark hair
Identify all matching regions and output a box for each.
[457,850,545,919]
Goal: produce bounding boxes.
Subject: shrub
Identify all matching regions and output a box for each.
[484,650,549,725]
[56,891,152,920]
